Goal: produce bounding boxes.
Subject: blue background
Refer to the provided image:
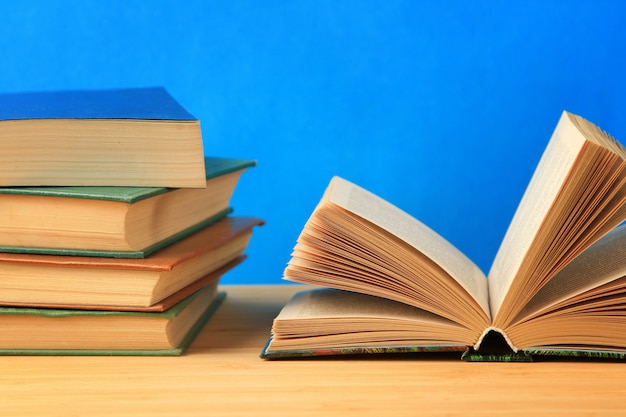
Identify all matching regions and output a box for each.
[2,1,626,284]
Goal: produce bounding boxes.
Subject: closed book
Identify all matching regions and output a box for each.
[0,87,206,187]
[0,280,226,356]
[0,216,264,309]
[0,254,245,313]
[0,156,255,257]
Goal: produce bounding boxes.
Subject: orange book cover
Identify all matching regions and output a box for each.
[0,217,264,309]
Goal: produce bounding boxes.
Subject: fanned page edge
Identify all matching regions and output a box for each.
[487,111,588,322]
[323,176,491,319]
[488,110,626,326]
[511,223,626,323]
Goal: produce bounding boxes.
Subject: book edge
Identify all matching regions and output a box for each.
[0,291,227,356]
[0,157,255,203]
[0,208,232,258]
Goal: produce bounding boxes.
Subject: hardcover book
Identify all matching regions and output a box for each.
[0,156,255,257]
[0,255,245,313]
[0,280,225,356]
[0,216,264,309]
[0,87,206,187]
[261,111,626,361]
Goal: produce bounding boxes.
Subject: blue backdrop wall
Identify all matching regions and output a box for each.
[2,1,625,284]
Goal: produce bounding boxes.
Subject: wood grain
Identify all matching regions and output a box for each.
[1,284,625,416]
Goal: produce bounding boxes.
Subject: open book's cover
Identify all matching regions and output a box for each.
[0,291,227,356]
[0,87,196,121]
[260,343,466,360]
[261,342,626,362]
[520,348,626,362]
[462,349,626,362]
[0,157,256,203]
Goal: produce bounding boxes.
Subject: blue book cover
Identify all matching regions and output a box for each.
[0,87,196,121]
[0,87,207,187]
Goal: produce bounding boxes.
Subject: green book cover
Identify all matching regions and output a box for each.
[521,348,626,361]
[461,349,626,362]
[261,340,626,362]
[0,288,227,356]
[0,156,255,258]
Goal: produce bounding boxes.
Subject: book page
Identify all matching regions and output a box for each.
[488,112,588,319]
[277,288,460,323]
[513,224,626,323]
[490,112,626,328]
[269,288,479,350]
[325,176,490,314]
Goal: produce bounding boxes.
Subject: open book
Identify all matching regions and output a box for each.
[261,111,626,361]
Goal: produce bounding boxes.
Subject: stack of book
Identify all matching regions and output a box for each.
[0,87,263,355]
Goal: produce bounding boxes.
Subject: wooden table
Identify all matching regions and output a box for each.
[1,285,625,416]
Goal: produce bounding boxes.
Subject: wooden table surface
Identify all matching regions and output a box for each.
[1,284,625,416]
